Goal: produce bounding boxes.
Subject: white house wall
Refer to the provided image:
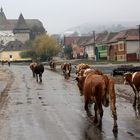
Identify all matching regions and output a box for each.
[126,41,139,58]
[85,45,95,58]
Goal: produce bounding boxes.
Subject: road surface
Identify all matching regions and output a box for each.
[0,65,139,140]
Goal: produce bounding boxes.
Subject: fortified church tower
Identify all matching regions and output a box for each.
[13,13,30,43]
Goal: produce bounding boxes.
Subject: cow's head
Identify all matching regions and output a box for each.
[123,72,132,85]
[75,64,90,76]
[76,76,86,95]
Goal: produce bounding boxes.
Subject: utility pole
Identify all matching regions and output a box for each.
[92,31,96,61]
[138,25,140,62]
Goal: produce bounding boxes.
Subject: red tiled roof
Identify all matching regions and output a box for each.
[64,36,80,46]
[108,28,139,43]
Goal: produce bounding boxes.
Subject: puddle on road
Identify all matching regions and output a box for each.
[27,100,32,104]
[15,101,23,105]
[35,88,44,90]
[41,103,48,106]
[38,97,42,100]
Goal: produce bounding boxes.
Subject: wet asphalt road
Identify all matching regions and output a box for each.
[0,65,140,140]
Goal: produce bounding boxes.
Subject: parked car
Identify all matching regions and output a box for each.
[112,65,138,76]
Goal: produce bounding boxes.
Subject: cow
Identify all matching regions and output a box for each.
[76,68,103,96]
[49,60,56,70]
[34,63,44,83]
[30,62,44,82]
[61,63,71,79]
[75,63,91,76]
[123,72,140,107]
[76,72,118,133]
[29,62,37,77]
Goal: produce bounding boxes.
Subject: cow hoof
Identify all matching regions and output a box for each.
[93,118,98,124]
[87,112,93,117]
[96,123,102,129]
[133,102,136,107]
[137,104,140,109]
[113,126,118,133]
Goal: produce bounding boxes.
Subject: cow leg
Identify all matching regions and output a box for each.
[110,98,118,133]
[68,71,71,77]
[36,75,38,82]
[39,73,42,83]
[98,103,103,127]
[94,103,98,123]
[131,85,138,107]
[137,92,140,108]
[33,72,35,78]
[133,92,137,107]
[84,99,92,117]
[112,109,118,133]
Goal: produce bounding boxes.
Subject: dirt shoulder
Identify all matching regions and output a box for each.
[0,68,14,109]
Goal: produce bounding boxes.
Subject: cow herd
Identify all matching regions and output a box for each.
[29,61,140,134]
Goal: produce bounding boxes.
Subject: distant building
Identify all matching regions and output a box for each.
[108,29,139,62]
[0,40,31,61]
[0,7,46,61]
[0,7,46,45]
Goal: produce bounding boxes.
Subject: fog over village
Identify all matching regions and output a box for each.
[0,0,140,140]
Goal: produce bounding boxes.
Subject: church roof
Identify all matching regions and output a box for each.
[0,7,11,30]
[0,8,45,31]
[14,13,29,29]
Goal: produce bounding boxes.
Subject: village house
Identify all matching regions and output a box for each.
[0,40,30,61]
[63,28,140,62]
[72,36,91,59]
[63,36,80,59]
[94,31,108,60]
[107,29,139,62]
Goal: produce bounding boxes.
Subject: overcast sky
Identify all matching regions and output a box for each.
[1,0,140,34]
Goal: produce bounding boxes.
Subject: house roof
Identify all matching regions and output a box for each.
[64,36,80,46]
[74,36,92,46]
[102,32,118,43]
[4,40,28,51]
[95,31,108,44]
[108,29,139,43]
[83,32,108,46]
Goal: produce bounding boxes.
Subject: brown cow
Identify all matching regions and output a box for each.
[75,63,90,76]
[76,73,118,133]
[61,63,71,79]
[49,60,56,70]
[123,72,140,107]
[30,62,37,77]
